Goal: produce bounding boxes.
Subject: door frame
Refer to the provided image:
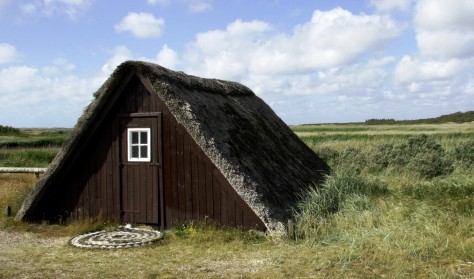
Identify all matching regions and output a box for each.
[118,112,164,228]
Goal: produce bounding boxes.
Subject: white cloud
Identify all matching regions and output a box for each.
[415,0,474,30]
[187,0,212,13]
[184,8,401,80]
[146,0,212,13]
[370,0,413,12]
[394,55,464,84]
[101,46,133,75]
[19,0,92,19]
[155,44,178,69]
[414,0,474,59]
[42,58,76,75]
[184,19,271,79]
[0,43,20,64]
[147,0,170,5]
[0,62,100,127]
[115,12,165,39]
[253,8,401,74]
[416,30,474,59]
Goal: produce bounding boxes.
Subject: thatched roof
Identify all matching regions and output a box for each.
[16,61,330,232]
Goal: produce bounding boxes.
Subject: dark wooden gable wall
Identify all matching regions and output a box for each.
[33,73,265,230]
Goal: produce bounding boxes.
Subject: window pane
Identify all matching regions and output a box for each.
[140,132,148,144]
[140,146,148,158]
[131,132,139,144]
[131,146,139,158]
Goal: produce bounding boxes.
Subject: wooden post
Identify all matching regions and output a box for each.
[288,219,296,241]
[5,206,11,217]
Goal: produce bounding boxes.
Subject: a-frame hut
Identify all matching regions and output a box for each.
[16,61,330,232]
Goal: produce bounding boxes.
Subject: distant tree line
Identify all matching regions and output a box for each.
[366,111,474,125]
[0,125,20,135]
[365,119,397,125]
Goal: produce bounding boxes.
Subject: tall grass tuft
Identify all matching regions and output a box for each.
[0,174,35,226]
[294,173,388,240]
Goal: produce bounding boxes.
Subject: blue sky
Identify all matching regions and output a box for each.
[1,0,473,127]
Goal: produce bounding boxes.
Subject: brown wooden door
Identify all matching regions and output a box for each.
[119,113,163,226]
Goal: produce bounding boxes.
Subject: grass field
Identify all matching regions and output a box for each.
[1,123,473,278]
[0,128,66,167]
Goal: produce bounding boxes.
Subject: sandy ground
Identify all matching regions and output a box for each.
[0,229,69,249]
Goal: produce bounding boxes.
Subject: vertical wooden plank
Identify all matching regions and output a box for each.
[212,169,221,223]
[153,162,159,225]
[235,206,243,228]
[137,82,144,112]
[113,118,122,223]
[191,146,199,220]
[135,164,143,222]
[163,114,172,227]
[176,127,185,223]
[205,163,213,218]
[197,153,206,220]
[86,163,93,220]
[132,81,139,113]
[106,125,114,222]
[142,84,150,112]
[71,182,78,222]
[220,188,228,226]
[129,166,135,221]
[157,114,164,228]
[94,160,100,218]
[228,197,236,227]
[149,117,157,224]
[89,161,95,220]
[127,83,134,113]
[169,120,178,226]
[184,136,192,221]
[140,163,148,224]
[78,165,86,222]
[100,131,108,220]
[111,118,119,222]
[132,164,138,223]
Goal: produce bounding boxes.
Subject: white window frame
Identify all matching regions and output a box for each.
[127,128,151,162]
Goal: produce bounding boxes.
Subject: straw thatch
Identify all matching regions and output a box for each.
[16,61,330,232]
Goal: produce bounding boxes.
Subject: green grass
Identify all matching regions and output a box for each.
[0,128,66,167]
[1,123,474,278]
[0,148,58,167]
[0,128,68,148]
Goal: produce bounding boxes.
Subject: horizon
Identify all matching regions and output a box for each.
[5,109,472,129]
[1,0,474,127]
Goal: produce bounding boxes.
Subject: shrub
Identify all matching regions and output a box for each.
[451,140,474,169]
[367,135,453,178]
[408,151,453,179]
[368,143,394,170]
